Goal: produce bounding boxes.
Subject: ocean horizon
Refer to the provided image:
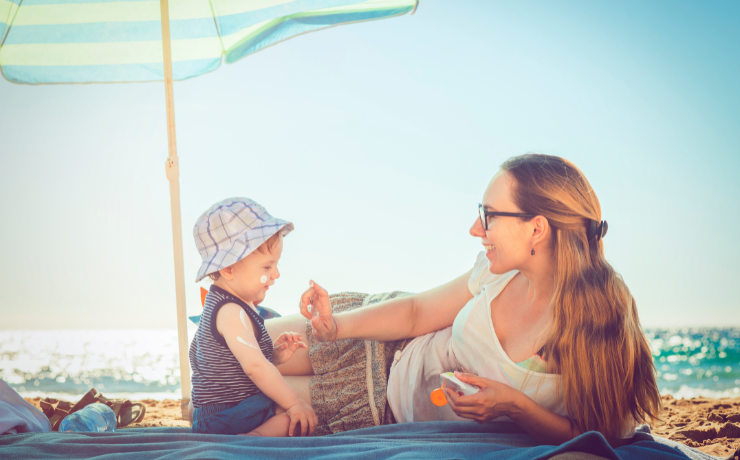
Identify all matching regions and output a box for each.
[1,327,739,401]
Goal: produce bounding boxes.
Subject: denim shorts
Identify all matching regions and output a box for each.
[192,393,276,435]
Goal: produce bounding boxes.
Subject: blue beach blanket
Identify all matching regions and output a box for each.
[0,421,726,460]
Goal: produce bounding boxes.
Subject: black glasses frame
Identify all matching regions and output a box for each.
[478,203,534,230]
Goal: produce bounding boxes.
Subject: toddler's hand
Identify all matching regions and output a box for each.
[272,332,307,365]
[285,399,317,437]
[299,281,335,342]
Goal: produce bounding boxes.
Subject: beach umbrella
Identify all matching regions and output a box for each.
[0,0,418,416]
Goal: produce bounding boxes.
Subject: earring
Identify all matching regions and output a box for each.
[531,229,536,256]
[531,246,535,256]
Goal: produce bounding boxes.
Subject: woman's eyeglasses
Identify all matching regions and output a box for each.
[478,204,534,230]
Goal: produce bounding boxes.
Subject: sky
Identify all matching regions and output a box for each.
[0,0,738,331]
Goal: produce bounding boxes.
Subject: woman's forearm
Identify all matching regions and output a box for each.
[336,269,473,342]
[336,295,417,342]
[509,394,582,445]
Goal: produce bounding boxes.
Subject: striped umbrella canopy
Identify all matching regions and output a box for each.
[0,0,418,416]
[0,0,417,83]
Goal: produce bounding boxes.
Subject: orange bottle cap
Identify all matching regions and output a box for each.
[430,388,447,406]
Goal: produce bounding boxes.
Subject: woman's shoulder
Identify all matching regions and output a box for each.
[468,251,517,296]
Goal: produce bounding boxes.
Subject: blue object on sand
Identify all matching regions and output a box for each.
[58,404,116,433]
[189,306,281,326]
[0,422,724,460]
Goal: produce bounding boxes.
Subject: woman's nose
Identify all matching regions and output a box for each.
[470,217,485,237]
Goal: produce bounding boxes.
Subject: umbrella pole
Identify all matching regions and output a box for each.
[160,0,191,421]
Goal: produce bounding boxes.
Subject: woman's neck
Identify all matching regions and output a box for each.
[517,253,556,309]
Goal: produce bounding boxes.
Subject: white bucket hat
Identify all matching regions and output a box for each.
[194,197,294,282]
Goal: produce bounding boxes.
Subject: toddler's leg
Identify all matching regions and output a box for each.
[265,315,313,376]
[240,413,290,437]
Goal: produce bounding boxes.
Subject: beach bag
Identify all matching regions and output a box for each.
[0,380,51,434]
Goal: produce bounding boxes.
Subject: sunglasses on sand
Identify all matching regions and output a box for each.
[478,203,534,231]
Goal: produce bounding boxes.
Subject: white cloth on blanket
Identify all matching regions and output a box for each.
[0,380,50,435]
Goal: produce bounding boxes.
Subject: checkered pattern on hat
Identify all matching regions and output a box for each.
[194,197,293,282]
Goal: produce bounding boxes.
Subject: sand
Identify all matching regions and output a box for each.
[26,395,740,457]
[652,395,740,457]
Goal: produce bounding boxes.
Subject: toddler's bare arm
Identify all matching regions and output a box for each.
[217,303,317,436]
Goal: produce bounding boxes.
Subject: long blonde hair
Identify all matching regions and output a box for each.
[501,154,661,443]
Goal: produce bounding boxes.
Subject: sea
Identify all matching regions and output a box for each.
[1,328,739,401]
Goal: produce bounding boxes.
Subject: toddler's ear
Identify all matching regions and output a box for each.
[219,266,234,280]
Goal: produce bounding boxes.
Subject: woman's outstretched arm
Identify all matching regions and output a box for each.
[300,269,473,343]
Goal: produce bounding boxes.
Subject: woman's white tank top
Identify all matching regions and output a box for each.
[386,251,567,423]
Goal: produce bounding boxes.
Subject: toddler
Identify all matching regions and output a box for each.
[188,197,317,437]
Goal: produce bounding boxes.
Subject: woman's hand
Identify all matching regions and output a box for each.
[272,332,307,365]
[285,399,318,437]
[444,372,524,423]
[299,281,336,342]
[447,373,584,445]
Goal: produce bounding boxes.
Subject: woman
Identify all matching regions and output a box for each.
[266,153,661,445]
